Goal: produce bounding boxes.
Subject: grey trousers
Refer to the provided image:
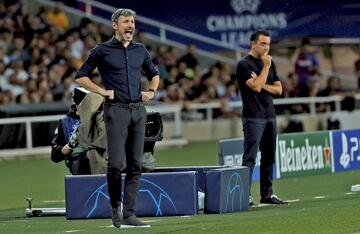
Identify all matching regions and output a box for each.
[104,102,146,218]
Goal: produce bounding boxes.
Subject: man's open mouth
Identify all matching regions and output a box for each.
[125,29,134,37]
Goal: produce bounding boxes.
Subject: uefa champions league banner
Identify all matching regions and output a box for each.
[276,131,333,178]
[95,0,360,47]
[332,129,360,172]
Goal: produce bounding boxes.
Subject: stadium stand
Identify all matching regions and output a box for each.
[1,0,360,152]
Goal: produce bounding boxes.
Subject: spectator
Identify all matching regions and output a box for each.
[294,38,320,85]
[23,15,42,48]
[354,55,360,89]
[162,84,184,104]
[0,27,14,54]
[4,59,28,97]
[317,76,355,112]
[178,43,199,70]
[220,81,241,118]
[17,78,40,104]
[47,2,69,33]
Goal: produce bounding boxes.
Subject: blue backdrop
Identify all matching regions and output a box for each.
[91,0,360,47]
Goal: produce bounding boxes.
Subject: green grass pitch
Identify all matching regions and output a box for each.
[0,141,359,233]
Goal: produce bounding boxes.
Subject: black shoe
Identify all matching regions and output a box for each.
[111,205,122,228]
[249,196,255,207]
[260,194,288,205]
[121,215,150,228]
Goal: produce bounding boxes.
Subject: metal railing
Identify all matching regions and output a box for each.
[0,105,182,151]
[0,115,63,149]
[187,94,360,120]
[1,95,359,152]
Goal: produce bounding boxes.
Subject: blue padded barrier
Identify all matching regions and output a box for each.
[205,166,250,213]
[65,171,197,219]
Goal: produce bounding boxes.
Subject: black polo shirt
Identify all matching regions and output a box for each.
[236,54,279,118]
[75,36,159,103]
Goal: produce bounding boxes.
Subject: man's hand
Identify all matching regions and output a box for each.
[100,89,114,99]
[141,91,155,102]
[261,54,272,67]
[61,144,73,155]
[250,71,257,80]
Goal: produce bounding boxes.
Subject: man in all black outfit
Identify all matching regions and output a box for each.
[74,8,159,228]
[236,30,287,206]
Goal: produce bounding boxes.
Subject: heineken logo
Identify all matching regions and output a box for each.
[278,138,331,173]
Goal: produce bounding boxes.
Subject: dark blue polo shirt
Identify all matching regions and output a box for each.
[236,54,279,118]
[75,36,159,103]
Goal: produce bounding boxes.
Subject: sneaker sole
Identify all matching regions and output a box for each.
[259,203,288,206]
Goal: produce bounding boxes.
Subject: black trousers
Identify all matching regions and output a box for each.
[103,102,146,218]
[242,117,277,198]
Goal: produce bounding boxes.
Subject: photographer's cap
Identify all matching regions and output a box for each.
[73,87,89,105]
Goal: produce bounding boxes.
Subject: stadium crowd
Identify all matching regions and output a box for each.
[0,1,357,119]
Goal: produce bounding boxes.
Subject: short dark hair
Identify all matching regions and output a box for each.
[111,8,136,23]
[250,29,270,42]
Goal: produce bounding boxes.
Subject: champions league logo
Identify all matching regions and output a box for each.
[84,179,177,218]
[138,178,177,216]
[206,0,286,46]
[224,172,245,212]
[230,0,261,14]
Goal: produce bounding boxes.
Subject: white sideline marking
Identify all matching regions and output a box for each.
[3,219,28,223]
[42,200,65,203]
[120,224,150,229]
[143,219,160,223]
[286,199,300,203]
[314,196,326,199]
[65,230,81,233]
[345,192,353,195]
[180,215,192,218]
[101,218,158,228]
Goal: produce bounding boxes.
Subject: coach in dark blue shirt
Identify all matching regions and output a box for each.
[75,36,159,103]
[74,8,159,228]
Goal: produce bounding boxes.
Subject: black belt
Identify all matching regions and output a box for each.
[116,102,142,108]
[105,99,142,108]
[105,94,142,108]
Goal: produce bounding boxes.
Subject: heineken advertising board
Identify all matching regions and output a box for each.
[218,138,277,182]
[276,131,332,178]
[332,129,360,172]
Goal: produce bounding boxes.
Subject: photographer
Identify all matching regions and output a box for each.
[51,87,90,175]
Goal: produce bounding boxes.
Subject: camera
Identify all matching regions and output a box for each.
[145,112,163,142]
